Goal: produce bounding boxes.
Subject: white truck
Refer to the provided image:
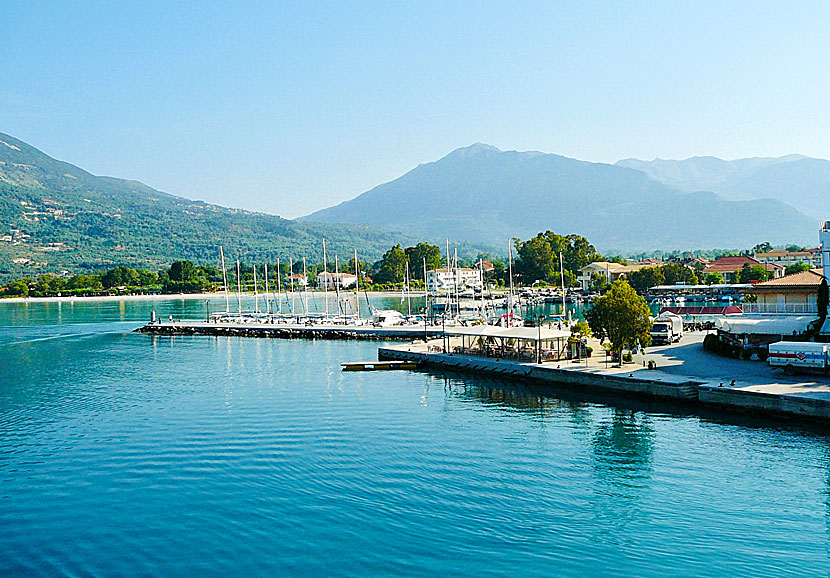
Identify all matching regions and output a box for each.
[650,313,684,345]
[768,341,829,375]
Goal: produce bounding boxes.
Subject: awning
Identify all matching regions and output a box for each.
[715,315,817,335]
[445,325,571,341]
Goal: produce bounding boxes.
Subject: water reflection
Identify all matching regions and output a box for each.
[590,409,655,479]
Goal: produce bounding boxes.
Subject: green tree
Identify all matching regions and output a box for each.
[66,274,103,291]
[102,266,140,288]
[752,242,773,254]
[4,279,30,297]
[569,320,593,343]
[514,231,600,285]
[373,244,407,284]
[590,271,609,292]
[737,263,770,283]
[628,266,665,293]
[819,278,829,321]
[137,269,159,287]
[662,263,698,285]
[33,274,66,295]
[585,280,652,355]
[785,263,811,276]
[404,242,442,281]
[515,233,558,283]
[704,272,724,285]
[169,260,198,282]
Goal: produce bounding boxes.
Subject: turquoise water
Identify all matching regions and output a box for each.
[2,297,830,576]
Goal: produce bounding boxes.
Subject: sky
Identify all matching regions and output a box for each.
[3,1,830,218]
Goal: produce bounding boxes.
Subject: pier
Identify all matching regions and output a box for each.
[378,333,830,421]
[136,319,443,341]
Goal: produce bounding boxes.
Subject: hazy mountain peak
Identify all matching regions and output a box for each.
[616,153,830,219]
[445,143,502,159]
[304,145,816,251]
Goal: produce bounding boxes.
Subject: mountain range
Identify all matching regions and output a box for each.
[2,132,826,282]
[0,132,415,280]
[305,144,820,251]
[616,155,830,220]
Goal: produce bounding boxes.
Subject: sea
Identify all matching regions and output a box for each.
[1,295,829,576]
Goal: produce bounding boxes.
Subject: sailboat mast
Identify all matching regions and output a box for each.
[354,248,360,320]
[507,241,514,325]
[220,246,229,313]
[264,263,270,314]
[423,257,429,322]
[236,259,243,313]
[560,251,566,320]
[253,264,259,313]
[302,257,309,314]
[453,248,460,318]
[323,239,329,317]
[405,261,412,316]
[334,254,342,320]
[276,257,282,314]
[446,239,451,317]
[289,257,296,314]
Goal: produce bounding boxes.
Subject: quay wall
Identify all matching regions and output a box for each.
[379,347,830,421]
[699,387,830,420]
[378,348,700,401]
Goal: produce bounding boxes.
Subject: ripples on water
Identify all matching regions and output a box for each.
[1,299,830,576]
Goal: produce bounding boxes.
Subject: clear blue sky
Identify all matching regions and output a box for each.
[3,1,830,218]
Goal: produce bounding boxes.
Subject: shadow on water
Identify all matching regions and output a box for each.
[590,409,655,477]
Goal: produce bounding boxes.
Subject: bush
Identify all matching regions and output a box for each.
[622,351,633,363]
[741,348,753,361]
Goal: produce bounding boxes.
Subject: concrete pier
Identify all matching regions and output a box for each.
[136,320,442,341]
[378,335,830,421]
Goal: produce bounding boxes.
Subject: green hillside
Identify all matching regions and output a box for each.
[0,133,412,281]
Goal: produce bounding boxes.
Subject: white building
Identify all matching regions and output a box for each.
[426,268,482,292]
[577,261,649,291]
[316,271,357,290]
[285,273,308,288]
[754,249,821,269]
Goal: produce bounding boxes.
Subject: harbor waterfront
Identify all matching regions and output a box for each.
[4,297,830,576]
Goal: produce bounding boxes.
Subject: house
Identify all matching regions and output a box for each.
[317,271,357,290]
[742,269,824,315]
[636,258,664,266]
[753,249,821,269]
[474,261,495,274]
[285,273,308,288]
[426,268,482,292]
[577,262,649,291]
[702,256,784,283]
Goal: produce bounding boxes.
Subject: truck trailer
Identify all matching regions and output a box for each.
[650,313,684,345]
[767,341,829,375]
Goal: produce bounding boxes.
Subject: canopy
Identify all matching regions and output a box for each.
[445,325,570,341]
[715,315,817,335]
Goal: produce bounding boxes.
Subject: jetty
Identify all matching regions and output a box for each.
[377,331,830,421]
[136,319,442,341]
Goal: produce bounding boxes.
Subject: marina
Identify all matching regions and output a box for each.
[5,296,830,577]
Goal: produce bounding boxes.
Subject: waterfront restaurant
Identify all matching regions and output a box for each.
[443,325,571,363]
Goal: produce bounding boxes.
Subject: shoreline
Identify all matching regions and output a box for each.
[0,290,428,305]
